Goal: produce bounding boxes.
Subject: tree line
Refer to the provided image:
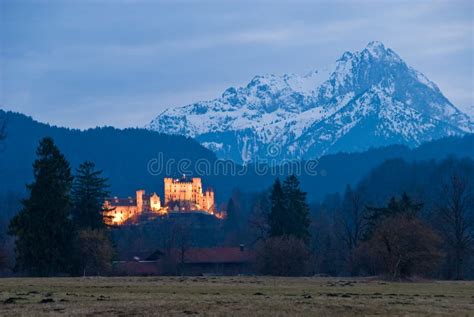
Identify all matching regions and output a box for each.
[234,157,473,279]
[7,137,113,276]
[1,133,473,280]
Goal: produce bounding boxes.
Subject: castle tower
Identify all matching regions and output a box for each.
[136,189,145,213]
[150,192,161,211]
[164,178,173,205]
[192,177,202,202]
[203,188,215,211]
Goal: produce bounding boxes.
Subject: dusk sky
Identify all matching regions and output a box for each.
[1,0,473,129]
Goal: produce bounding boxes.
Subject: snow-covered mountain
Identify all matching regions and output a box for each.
[147,41,473,163]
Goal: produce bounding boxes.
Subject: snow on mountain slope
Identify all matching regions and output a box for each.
[147,41,473,163]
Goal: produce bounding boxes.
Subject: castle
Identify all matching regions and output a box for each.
[164,177,214,211]
[103,177,216,225]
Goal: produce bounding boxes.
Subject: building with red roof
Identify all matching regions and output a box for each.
[113,246,255,276]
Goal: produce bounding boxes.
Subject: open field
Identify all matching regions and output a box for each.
[0,276,473,316]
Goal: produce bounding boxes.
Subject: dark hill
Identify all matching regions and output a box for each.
[1,109,473,204]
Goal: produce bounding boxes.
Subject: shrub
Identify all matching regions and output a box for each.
[256,235,310,276]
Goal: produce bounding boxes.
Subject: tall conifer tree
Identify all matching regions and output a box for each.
[9,137,74,276]
[268,178,288,237]
[72,161,110,230]
[283,175,311,242]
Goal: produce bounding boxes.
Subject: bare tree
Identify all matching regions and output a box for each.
[77,229,114,276]
[364,214,442,279]
[159,219,193,275]
[248,195,270,245]
[336,185,367,274]
[0,116,7,271]
[174,220,193,274]
[439,173,473,280]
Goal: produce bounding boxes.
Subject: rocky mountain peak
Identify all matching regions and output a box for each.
[147,42,473,163]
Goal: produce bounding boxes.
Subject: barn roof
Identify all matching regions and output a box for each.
[146,247,255,264]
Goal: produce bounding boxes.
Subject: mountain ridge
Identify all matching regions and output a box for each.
[147,41,473,163]
[1,110,473,203]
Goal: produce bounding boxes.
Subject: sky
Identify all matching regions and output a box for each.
[0,0,473,129]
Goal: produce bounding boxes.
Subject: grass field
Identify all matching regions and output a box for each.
[0,276,473,316]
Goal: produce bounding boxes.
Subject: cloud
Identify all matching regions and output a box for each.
[1,0,472,128]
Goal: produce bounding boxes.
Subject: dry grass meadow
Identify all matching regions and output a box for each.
[0,276,473,316]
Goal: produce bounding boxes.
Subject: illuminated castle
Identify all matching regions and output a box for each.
[103,176,216,225]
[164,177,214,212]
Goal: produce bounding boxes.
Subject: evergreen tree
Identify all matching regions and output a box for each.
[72,161,110,230]
[268,178,287,237]
[8,137,74,276]
[268,175,311,243]
[282,175,311,243]
[0,113,6,153]
[0,112,6,143]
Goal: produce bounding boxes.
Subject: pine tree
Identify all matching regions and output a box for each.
[283,175,311,243]
[0,126,4,142]
[72,161,110,230]
[268,178,287,238]
[0,112,6,143]
[268,176,311,242]
[8,137,74,276]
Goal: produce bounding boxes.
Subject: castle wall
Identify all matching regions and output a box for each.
[104,205,139,225]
